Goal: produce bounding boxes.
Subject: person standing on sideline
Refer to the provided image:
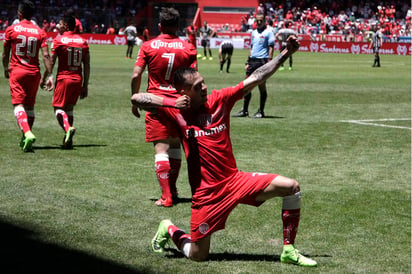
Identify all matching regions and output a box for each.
[234,13,275,118]
[131,36,317,267]
[199,21,214,60]
[124,23,137,59]
[369,24,383,67]
[185,23,197,51]
[130,7,197,207]
[2,0,52,152]
[276,21,297,71]
[218,40,234,73]
[142,26,149,41]
[44,15,90,149]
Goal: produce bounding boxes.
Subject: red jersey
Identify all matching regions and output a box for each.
[74,18,83,34]
[161,82,244,206]
[51,31,89,80]
[135,34,197,96]
[4,19,48,72]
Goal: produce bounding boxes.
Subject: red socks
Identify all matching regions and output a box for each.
[168,224,190,250]
[282,208,300,245]
[155,156,172,200]
[55,109,71,132]
[169,157,181,196]
[14,106,31,133]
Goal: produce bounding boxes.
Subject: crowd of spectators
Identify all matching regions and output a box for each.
[0,0,145,34]
[237,1,411,41]
[0,0,410,42]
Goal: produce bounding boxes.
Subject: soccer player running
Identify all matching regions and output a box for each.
[44,15,90,149]
[218,40,234,73]
[276,21,298,71]
[2,0,52,152]
[369,24,383,67]
[130,7,197,207]
[131,35,317,267]
[234,13,275,118]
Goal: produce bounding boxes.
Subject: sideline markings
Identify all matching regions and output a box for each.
[340,118,412,130]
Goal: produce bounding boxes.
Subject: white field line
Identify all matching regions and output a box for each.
[340,118,412,130]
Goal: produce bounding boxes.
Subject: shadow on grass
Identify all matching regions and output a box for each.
[232,115,286,119]
[149,197,192,205]
[166,248,330,262]
[0,220,153,274]
[32,144,107,150]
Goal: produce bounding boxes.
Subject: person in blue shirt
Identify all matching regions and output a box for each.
[234,13,275,118]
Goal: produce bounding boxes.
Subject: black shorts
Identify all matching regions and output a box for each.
[127,40,135,47]
[246,58,268,76]
[221,43,234,55]
[201,39,210,48]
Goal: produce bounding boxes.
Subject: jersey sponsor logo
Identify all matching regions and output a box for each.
[61,37,84,44]
[13,25,39,34]
[150,40,184,50]
[186,123,227,138]
[199,223,209,234]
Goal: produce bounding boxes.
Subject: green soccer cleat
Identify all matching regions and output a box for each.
[151,219,173,254]
[280,245,317,267]
[208,57,213,60]
[279,66,285,71]
[289,67,293,71]
[22,131,36,152]
[63,127,76,149]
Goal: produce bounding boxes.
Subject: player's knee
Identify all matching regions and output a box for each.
[189,251,209,262]
[287,178,300,194]
[279,177,300,195]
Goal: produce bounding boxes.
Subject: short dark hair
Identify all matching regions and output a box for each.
[159,7,179,28]
[173,67,197,90]
[18,0,35,19]
[62,15,76,31]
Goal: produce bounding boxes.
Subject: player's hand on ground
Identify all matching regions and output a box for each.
[286,35,300,54]
[175,95,191,109]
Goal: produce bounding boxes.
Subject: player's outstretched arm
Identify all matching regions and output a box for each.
[242,35,299,96]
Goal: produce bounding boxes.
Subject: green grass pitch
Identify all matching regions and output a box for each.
[0,43,410,273]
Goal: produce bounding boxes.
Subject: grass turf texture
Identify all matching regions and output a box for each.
[0,43,410,273]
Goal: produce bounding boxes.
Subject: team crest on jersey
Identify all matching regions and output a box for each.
[199,223,209,234]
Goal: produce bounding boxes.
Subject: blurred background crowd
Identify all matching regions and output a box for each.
[0,1,410,41]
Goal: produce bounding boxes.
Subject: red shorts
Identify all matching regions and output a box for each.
[9,68,41,106]
[190,171,278,242]
[144,111,178,142]
[52,78,82,107]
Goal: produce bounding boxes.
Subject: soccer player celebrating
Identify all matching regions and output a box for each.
[2,0,52,152]
[45,15,90,149]
[130,7,197,207]
[131,35,317,266]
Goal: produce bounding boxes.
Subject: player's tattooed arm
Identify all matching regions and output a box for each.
[242,35,299,96]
